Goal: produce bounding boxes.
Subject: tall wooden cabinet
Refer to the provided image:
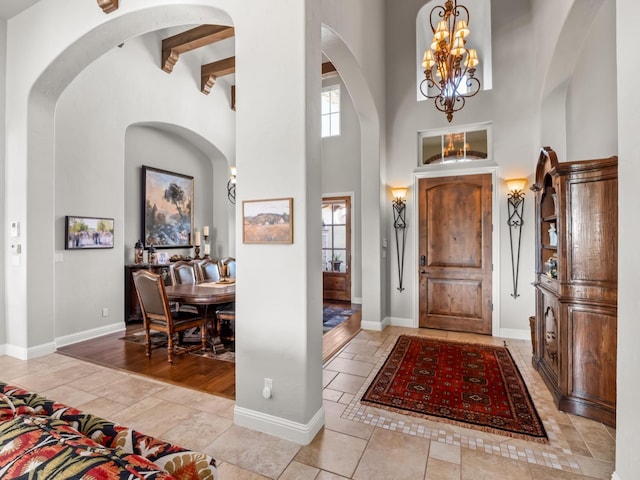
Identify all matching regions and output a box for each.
[531,147,617,427]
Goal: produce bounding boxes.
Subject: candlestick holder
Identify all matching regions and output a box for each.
[203,234,210,259]
[194,245,201,260]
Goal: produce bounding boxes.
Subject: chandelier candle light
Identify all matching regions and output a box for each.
[419,0,480,122]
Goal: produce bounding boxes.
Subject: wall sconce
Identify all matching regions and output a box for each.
[506,178,526,298]
[392,187,408,292]
[227,166,236,204]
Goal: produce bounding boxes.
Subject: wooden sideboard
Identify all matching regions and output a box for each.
[124,264,172,324]
[531,147,617,427]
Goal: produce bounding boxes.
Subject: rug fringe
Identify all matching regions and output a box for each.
[359,398,549,444]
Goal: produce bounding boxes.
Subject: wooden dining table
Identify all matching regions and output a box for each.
[165,281,235,307]
[165,281,235,349]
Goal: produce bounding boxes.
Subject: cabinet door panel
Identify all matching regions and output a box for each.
[568,178,617,284]
[568,305,617,407]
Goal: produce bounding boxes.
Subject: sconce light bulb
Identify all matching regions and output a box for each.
[506,178,527,195]
[391,187,408,204]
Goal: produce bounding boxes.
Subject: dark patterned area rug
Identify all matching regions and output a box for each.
[120,330,235,362]
[361,335,548,443]
[323,306,354,334]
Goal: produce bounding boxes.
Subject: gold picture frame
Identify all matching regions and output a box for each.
[242,197,293,244]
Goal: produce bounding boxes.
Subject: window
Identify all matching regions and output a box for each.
[321,85,340,137]
[419,125,491,165]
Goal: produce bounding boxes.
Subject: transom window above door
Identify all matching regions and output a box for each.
[419,124,491,165]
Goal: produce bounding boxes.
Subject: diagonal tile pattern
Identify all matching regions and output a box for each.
[0,326,615,479]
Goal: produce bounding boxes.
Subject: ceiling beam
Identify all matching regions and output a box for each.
[97,0,118,14]
[162,25,235,73]
[201,57,236,95]
[322,62,337,77]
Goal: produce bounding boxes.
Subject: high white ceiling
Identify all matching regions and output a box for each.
[0,0,40,20]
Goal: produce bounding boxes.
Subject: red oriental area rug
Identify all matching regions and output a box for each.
[361,335,548,443]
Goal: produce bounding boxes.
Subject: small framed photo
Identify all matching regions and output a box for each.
[156,252,170,264]
[65,216,114,250]
[243,197,293,244]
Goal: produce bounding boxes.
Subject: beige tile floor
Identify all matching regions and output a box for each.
[1,326,615,479]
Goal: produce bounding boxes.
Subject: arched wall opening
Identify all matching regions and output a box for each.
[321,26,384,328]
[6,2,236,353]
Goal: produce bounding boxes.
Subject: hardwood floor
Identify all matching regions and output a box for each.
[57,302,361,400]
[322,302,362,364]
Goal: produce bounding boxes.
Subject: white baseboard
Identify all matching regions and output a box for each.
[387,316,414,328]
[234,405,324,445]
[611,472,621,480]
[499,328,531,341]
[6,341,55,360]
[351,297,362,304]
[2,322,125,360]
[361,317,389,331]
[56,322,125,348]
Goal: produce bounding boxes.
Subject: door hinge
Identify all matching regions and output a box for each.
[491,303,494,311]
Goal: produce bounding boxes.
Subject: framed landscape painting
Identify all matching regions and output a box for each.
[243,197,293,244]
[141,166,194,248]
[65,216,114,250]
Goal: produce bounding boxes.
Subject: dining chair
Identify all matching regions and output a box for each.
[168,260,201,313]
[216,304,236,352]
[196,259,221,282]
[169,260,198,285]
[220,257,236,279]
[132,269,207,364]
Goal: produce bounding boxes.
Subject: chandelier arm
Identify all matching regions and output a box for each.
[429,4,448,33]
[452,3,470,24]
[420,78,442,99]
[463,76,481,97]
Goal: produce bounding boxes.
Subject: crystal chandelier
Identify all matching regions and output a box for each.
[419,0,481,122]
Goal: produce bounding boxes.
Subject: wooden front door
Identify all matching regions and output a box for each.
[322,196,351,302]
[418,174,493,334]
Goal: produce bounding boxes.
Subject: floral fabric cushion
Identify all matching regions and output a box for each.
[0,415,175,479]
[0,383,217,480]
[0,393,36,422]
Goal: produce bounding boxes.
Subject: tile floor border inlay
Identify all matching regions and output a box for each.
[339,330,602,476]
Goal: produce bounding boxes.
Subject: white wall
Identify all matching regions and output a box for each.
[0,20,6,347]
[566,2,617,160]
[616,2,640,478]
[321,75,362,301]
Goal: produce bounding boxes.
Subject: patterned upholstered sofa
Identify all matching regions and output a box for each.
[0,383,217,479]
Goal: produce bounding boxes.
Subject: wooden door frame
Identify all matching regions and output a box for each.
[411,165,500,335]
[322,192,356,303]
